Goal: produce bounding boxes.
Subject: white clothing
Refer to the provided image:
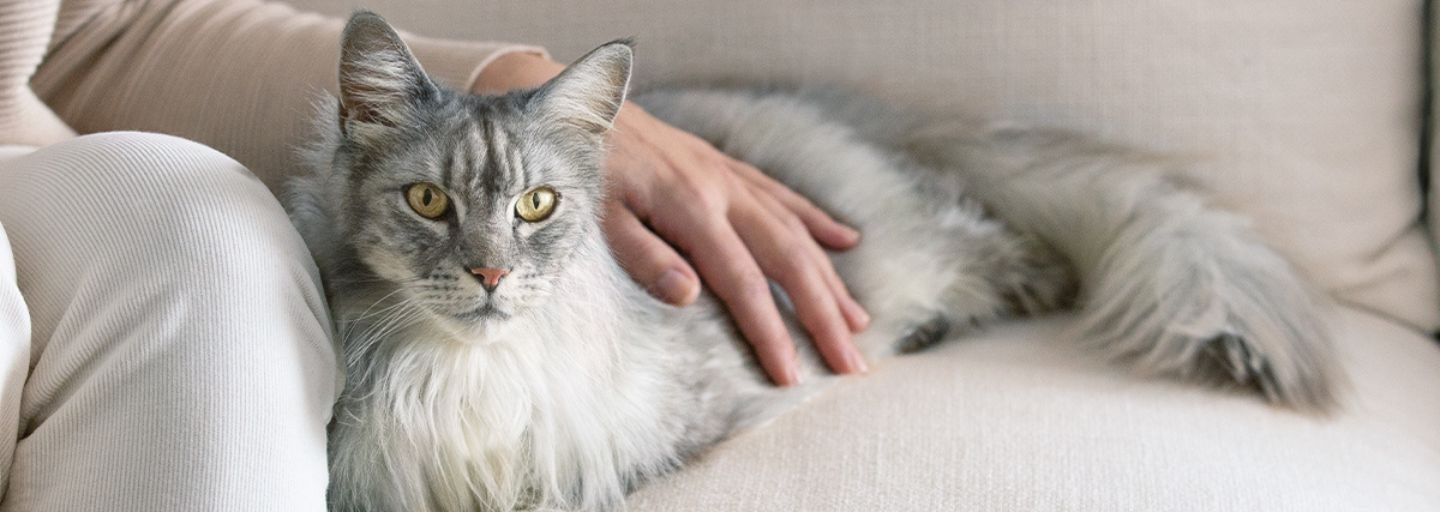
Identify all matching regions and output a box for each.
[0,132,337,510]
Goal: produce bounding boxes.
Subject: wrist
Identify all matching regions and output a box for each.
[472,51,566,94]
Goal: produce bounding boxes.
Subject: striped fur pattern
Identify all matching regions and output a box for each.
[289,12,1336,512]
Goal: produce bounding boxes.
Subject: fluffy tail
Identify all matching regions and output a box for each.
[902,121,1338,411]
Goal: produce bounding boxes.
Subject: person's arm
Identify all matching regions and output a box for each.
[477,53,873,385]
[32,0,545,189]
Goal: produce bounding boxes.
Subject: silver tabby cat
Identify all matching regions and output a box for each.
[288,12,1337,512]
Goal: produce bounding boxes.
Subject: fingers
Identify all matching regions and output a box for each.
[602,108,871,386]
[747,187,871,333]
[729,159,861,250]
[650,197,803,386]
[604,201,701,305]
[730,193,869,376]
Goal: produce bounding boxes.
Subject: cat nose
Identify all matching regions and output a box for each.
[468,267,510,291]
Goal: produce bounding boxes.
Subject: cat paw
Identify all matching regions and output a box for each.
[895,315,954,353]
[1188,328,1336,412]
[1083,272,1339,412]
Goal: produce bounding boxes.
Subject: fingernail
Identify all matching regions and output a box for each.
[846,300,871,331]
[847,347,870,374]
[653,269,697,305]
[783,362,803,386]
[839,224,861,244]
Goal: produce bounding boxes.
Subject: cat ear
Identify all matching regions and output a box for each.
[337,11,436,134]
[532,40,634,136]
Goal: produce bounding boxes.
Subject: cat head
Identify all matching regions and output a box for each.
[326,11,632,337]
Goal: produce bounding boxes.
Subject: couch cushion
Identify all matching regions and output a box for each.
[288,0,1440,330]
[625,307,1440,511]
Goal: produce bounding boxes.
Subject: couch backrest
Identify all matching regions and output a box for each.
[1431,2,1440,335]
[293,0,1440,331]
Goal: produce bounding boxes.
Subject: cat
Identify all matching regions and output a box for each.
[287,12,1337,512]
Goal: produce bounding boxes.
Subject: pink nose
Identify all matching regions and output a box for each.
[469,267,510,290]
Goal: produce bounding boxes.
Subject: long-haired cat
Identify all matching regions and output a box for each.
[288,12,1336,512]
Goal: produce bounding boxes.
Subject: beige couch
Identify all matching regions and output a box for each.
[287,1,1440,509]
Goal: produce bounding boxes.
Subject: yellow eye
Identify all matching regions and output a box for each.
[405,182,450,219]
[516,185,559,222]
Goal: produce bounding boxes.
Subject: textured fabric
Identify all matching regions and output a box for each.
[0,0,73,146]
[0,133,337,509]
[623,307,1440,511]
[291,0,1440,331]
[0,150,30,504]
[0,0,543,187]
[1432,2,1440,309]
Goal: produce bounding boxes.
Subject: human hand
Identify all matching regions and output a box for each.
[475,52,870,386]
[602,103,871,385]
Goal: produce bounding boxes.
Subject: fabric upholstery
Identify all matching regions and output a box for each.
[627,307,1440,511]
[275,1,1440,509]
[291,0,1440,332]
[1431,1,1440,315]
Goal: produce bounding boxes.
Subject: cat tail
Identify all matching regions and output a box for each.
[899,121,1338,412]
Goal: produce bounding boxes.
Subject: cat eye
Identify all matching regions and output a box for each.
[516,185,559,222]
[405,182,450,219]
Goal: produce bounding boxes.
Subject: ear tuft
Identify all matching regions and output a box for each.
[338,11,435,133]
[533,40,634,136]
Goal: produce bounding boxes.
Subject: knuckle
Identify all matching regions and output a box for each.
[632,241,673,266]
[777,250,812,276]
[789,194,830,221]
[789,190,820,210]
[707,152,736,170]
[677,180,726,215]
[738,279,774,304]
[723,266,771,300]
[781,213,809,236]
[701,193,730,216]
